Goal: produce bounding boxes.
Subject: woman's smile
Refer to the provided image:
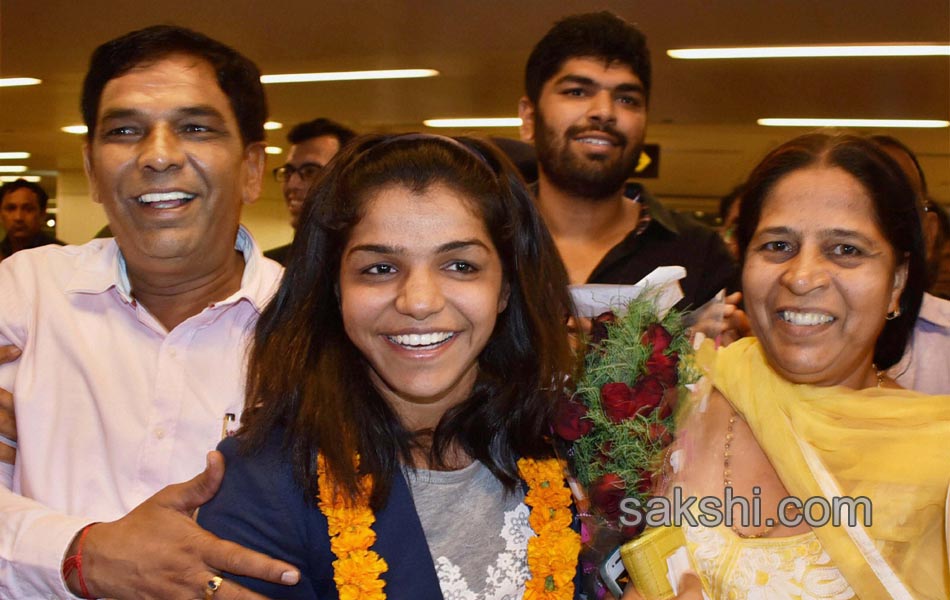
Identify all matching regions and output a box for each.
[339,182,508,418]
[743,166,906,388]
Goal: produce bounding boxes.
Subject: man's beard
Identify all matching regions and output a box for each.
[534,113,641,201]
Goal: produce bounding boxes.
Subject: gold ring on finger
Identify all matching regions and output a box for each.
[204,575,224,600]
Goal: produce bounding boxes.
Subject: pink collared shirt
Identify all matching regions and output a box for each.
[890,292,950,395]
[0,227,282,598]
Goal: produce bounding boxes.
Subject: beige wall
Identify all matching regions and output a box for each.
[56,169,106,243]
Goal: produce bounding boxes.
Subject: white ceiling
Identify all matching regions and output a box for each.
[1,0,948,208]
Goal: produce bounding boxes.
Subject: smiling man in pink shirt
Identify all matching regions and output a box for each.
[0,25,300,599]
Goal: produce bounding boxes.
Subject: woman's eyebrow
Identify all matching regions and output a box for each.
[436,239,490,253]
[346,239,489,258]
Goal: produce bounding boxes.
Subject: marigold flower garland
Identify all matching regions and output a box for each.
[519,457,582,600]
[316,455,388,600]
[316,454,580,600]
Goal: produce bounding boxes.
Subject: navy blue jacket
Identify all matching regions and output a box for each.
[199,435,443,599]
[199,435,582,599]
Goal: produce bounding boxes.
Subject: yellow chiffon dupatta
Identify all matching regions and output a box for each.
[714,338,950,600]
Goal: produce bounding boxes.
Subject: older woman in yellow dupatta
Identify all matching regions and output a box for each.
[715,338,950,598]
[663,134,950,600]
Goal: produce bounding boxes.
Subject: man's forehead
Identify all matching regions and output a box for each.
[125,52,210,74]
[549,56,643,86]
[1,188,40,207]
[97,53,230,114]
[288,135,341,165]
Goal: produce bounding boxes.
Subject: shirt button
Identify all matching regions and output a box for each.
[154,428,166,439]
[169,349,178,359]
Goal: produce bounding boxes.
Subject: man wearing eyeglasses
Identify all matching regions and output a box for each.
[265,118,356,265]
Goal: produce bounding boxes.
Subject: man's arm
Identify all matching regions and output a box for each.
[0,345,20,491]
[2,452,300,599]
[0,345,20,468]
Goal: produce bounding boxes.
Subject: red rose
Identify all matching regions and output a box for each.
[590,311,616,347]
[602,378,665,422]
[641,323,673,354]
[646,350,679,387]
[554,397,593,441]
[631,376,665,414]
[590,473,627,522]
[600,382,635,422]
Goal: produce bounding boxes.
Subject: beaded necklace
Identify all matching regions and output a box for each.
[723,366,886,539]
[316,455,580,600]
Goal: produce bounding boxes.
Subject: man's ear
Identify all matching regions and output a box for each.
[82,144,101,205]
[241,142,267,206]
[518,97,536,143]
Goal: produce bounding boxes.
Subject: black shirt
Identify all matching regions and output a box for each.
[0,231,66,260]
[580,184,738,310]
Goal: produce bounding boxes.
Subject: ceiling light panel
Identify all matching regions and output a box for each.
[668,44,950,59]
[758,118,949,128]
[261,69,438,84]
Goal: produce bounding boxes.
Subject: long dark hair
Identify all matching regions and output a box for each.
[736,133,926,369]
[242,134,575,508]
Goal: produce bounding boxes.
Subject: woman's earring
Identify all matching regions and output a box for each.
[886,309,901,321]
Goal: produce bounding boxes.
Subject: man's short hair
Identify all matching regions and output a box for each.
[0,179,49,212]
[524,11,651,106]
[81,25,267,146]
[287,118,357,147]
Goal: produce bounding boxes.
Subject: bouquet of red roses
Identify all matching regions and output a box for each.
[555,291,698,598]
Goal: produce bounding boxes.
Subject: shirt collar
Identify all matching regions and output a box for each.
[625,182,679,235]
[66,226,281,312]
[918,292,950,328]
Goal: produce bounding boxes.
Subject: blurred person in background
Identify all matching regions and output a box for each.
[0,179,64,260]
[870,135,950,394]
[929,202,950,300]
[265,118,356,265]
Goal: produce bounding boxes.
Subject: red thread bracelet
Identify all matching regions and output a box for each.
[62,523,97,599]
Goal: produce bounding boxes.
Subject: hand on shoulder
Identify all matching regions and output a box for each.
[65,452,300,600]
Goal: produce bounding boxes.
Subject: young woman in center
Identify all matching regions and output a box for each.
[198,134,582,599]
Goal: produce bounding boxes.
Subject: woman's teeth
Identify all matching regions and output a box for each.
[388,332,455,348]
[780,310,835,326]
